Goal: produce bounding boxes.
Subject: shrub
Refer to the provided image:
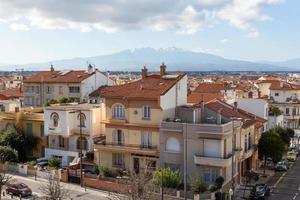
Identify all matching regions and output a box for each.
[48,157,61,168]
[190,177,207,194]
[0,146,18,163]
[99,165,118,178]
[214,176,224,190]
[153,167,181,189]
[92,165,100,175]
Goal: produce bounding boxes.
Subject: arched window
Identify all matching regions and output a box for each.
[50,112,59,127]
[77,136,88,150]
[112,104,125,119]
[77,113,86,127]
[166,137,180,153]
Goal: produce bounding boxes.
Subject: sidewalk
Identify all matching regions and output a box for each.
[7,173,124,200]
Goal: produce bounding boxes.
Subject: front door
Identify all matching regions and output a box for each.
[133,158,140,174]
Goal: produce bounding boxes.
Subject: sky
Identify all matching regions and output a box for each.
[0,0,299,65]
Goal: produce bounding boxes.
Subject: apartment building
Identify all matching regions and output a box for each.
[94,65,187,173]
[23,65,113,107]
[160,104,242,189]
[205,100,266,180]
[269,82,300,129]
[44,104,104,166]
[0,107,46,158]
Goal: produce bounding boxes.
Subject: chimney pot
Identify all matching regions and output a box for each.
[233,101,238,111]
[50,64,54,72]
[160,63,166,77]
[141,66,148,79]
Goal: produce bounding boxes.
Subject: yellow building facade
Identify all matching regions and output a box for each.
[0,108,46,158]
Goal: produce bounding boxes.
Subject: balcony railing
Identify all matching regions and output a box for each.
[97,141,157,150]
[194,153,232,167]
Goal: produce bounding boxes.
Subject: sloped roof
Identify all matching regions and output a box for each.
[187,93,224,104]
[269,82,300,91]
[101,73,186,100]
[194,83,225,93]
[24,70,95,83]
[0,87,23,98]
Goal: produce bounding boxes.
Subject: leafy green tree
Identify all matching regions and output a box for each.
[0,146,18,163]
[190,177,207,194]
[45,99,59,106]
[269,106,282,116]
[153,167,181,189]
[0,126,39,162]
[48,157,61,169]
[258,131,285,173]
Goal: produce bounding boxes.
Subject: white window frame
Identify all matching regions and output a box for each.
[112,104,125,119]
[142,106,151,119]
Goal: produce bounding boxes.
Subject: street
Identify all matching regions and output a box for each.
[270,158,300,200]
[0,174,121,200]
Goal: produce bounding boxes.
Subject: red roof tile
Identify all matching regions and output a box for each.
[194,83,225,94]
[205,99,257,128]
[24,70,95,83]
[187,93,224,104]
[101,73,186,100]
[269,82,300,90]
[0,87,23,98]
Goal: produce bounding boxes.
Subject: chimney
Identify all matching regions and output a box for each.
[200,100,205,122]
[248,91,253,98]
[217,108,223,124]
[50,64,54,72]
[233,101,238,111]
[87,64,93,73]
[160,63,166,77]
[141,66,148,79]
[280,82,283,88]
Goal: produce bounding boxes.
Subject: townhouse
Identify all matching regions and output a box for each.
[269,82,300,129]
[0,107,46,158]
[23,65,113,107]
[94,65,187,173]
[160,103,242,189]
[205,100,265,181]
[44,103,104,166]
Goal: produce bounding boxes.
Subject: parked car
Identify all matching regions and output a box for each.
[287,151,297,162]
[34,161,48,169]
[6,183,32,197]
[249,184,270,200]
[275,161,288,171]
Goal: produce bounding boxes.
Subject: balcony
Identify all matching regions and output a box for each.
[70,128,90,136]
[0,112,17,120]
[234,147,243,160]
[242,145,257,160]
[284,113,300,120]
[94,141,159,156]
[194,153,232,167]
[22,113,44,121]
[160,122,183,133]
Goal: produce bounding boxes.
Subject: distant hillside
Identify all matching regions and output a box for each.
[1,47,296,71]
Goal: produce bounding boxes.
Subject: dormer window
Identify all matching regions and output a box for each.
[112,104,125,119]
[77,113,86,127]
[50,112,59,127]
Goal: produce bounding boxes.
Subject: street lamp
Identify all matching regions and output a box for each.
[69,109,84,187]
[230,117,242,200]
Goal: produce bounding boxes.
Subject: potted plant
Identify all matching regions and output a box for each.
[190,177,207,200]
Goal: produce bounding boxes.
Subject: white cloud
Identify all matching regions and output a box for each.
[0,0,283,36]
[193,47,221,54]
[220,38,232,44]
[9,23,30,31]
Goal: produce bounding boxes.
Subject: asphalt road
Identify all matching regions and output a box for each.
[270,158,300,200]
[0,174,122,200]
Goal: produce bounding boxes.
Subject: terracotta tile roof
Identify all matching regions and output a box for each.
[269,82,300,90]
[0,87,23,98]
[205,99,257,128]
[187,93,224,104]
[23,70,95,83]
[194,83,225,94]
[236,83,253,91]
[89,85,108,97]
[101,73,186,100]
[0,94,10,100]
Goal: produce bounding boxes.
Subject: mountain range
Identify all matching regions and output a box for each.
[2,47,300,71]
